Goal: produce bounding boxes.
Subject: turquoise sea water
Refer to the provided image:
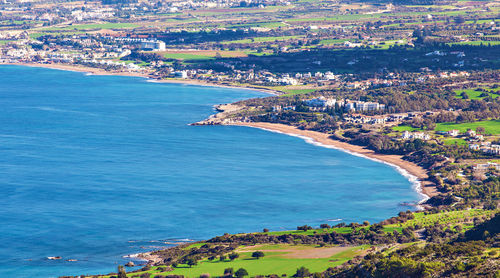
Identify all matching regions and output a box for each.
[0,65,420,277]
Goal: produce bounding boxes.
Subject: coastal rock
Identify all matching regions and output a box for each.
[125,261,135,267]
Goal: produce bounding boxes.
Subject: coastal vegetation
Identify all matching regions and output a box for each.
[79,209,498,277]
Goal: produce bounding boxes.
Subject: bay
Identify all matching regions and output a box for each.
[0,65,419,277]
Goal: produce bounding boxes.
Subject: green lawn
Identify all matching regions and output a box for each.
[435,120,500,135]
[444,138,468,146]
[392,125,421,132]
[280,89,316,96]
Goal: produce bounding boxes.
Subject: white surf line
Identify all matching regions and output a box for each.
[249,126,430,208]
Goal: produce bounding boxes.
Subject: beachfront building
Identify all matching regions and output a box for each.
[304,97,336,108]
[343,101,385,112]
[172,71,188,78]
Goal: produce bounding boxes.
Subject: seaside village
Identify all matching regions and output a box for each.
[0,0,499,201]
[290,95,500,176]
[2,30,498,178]
[0,30,473,88]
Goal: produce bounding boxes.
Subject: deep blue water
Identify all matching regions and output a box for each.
[0,65,420,277]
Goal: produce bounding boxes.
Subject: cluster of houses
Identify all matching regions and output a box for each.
[344,114,388,124]
[473,162,500,171]
[469,142,500,155]
[401,131,431,140]
[301,97,386,113]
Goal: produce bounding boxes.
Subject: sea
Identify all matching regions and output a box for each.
[0,65,420,277]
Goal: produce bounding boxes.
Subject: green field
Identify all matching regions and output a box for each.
[280,89,316,96]
[110,245,367,277]
[448,41,500,46]
[392,125,421,132]
[169,246,365,276]
[455,89,499,100]
[40,22,139,31]
[444,138,468,146]
[163,53,215,61]
[226,21,286,29]
[435,120,500,135]
[394,119,500,135]
[222,35,302,44]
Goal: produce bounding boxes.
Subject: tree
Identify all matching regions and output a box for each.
[251,251,265,259]
[219,255,226,261]
[297,225,313,231]
[117,265,127,278]
[235,268,249,278]
[187,258,197,267]
[228,252,239,261]
[294,266,311,277]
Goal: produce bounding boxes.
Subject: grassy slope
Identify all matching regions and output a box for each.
[435,120,500,134]
[92,209,496,277]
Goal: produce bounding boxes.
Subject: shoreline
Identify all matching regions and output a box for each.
[5,62,437,200]
[0,62,281,96]
[232,122,438,203]
[4,62,438,269]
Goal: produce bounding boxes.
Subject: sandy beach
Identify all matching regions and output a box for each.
[233,122,438,201]
[1,62,280,96]
[2,62,437,201]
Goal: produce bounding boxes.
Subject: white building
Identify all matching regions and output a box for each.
[304,97,336,107]
[447,130,460,137]
[140,40,166,51]
[402,131,430,140]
